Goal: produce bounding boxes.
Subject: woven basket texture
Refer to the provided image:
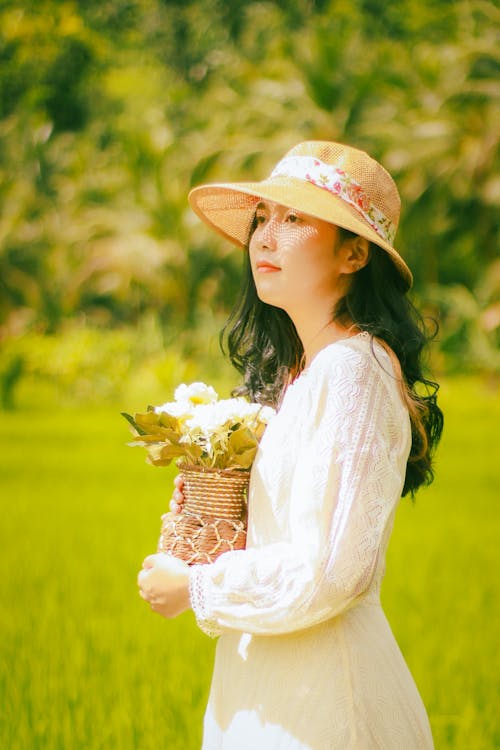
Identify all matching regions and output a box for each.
[158,465,249,565]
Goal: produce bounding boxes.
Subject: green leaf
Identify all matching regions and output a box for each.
[156,428,182,444]
[132,411,161,428]
[183,444,204,463]
[228,426,257,455]
[132,413,182,440]
[159,444,185,460]
[126,435,166,447]
[226,447,257,470]
[225,427,259,469]
[145,443,185,467]
[253,421,268,441]
[146,455,173,467]
[157,412,182,431]
[121,411,148,436]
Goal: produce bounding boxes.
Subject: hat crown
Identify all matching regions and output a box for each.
[278,141,401,229]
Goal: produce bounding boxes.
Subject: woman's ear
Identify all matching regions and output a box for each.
[339,235,371,274]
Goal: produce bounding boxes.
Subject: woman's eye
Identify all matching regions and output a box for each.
[286,213,300,223]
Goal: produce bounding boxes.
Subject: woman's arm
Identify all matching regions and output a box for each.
[189,344,410,637]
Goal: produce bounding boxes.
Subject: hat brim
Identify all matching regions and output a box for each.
[188,176,413,289]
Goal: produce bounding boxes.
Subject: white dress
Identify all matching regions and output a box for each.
[189,333,434,750]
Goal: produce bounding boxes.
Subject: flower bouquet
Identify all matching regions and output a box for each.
[123,382,274,565]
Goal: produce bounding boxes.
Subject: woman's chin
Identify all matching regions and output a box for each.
[256,289,284,308]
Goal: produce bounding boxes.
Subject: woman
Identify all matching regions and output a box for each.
[137,141,443,749]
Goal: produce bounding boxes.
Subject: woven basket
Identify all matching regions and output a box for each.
[158,465,249,565]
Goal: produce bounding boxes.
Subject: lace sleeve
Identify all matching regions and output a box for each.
[189,343,410,637]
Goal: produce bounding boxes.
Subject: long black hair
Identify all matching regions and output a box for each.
[221,225,443,497]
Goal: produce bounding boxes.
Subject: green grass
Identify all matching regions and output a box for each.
[0,377,499,749]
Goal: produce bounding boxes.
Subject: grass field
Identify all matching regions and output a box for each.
[0,376,499,749]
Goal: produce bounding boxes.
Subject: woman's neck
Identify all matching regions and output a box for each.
[295,316,359,369]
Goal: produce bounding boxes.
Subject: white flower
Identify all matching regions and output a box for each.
[154,382,219,418]
[257,405,275,423]
[185,400,234,435]
[185,398,273,445]
[174,382,218,406]
[154,400,193,418]
[185,398,274,433]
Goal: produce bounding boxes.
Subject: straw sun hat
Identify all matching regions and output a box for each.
[188,140,412,289]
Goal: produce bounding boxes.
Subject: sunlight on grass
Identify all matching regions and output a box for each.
[1,377,499,748]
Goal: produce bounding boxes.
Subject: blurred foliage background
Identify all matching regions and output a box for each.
[0,0,499,408]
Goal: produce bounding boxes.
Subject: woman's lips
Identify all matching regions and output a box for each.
[256,261,281,272]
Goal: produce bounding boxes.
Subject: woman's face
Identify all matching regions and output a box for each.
[248,200,345,313]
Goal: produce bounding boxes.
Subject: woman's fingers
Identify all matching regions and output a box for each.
[142,554,157,569]
[169,477,185,515]
[169,499,182,514]
[137,568,149,588]
[137,554,190,618]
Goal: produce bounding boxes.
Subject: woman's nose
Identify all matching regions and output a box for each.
[258,218,278,250]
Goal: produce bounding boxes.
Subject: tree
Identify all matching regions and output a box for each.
[0,0,498,376]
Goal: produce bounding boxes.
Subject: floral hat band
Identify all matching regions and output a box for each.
[269,155,396,246]
[188,141,413,289]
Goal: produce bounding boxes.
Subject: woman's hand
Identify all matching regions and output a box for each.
[169,474,185,515]
[137,553,190,619]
